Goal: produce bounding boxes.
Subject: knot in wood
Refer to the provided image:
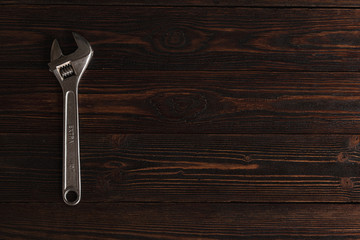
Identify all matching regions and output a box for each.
[164,29,186,49]
[337,152,349,163]
[348,135,360,150]
[110,134,128,149]
[150,91,207,122]
[150,26,212,54]
[340,177,353,191]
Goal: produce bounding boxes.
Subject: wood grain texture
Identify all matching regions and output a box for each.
[1,133,360,203]
[3,3,360,238]
[3,70,360,134]
[3,0,360,7]
[2,6,360,71]
[1,203,360,239]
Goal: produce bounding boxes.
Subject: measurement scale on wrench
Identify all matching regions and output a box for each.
[48,33,93,206]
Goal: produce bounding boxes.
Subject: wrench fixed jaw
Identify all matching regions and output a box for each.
[48,32,93,86]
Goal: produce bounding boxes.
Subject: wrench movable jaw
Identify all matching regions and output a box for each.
[50,39,63,62]
[49,32,93,84]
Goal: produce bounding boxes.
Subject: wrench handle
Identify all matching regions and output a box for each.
[63,90,81,206]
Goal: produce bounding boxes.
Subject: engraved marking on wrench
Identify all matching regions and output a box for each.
[68,125,75,144]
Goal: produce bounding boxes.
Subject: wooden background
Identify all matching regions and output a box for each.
[2,1,360,239]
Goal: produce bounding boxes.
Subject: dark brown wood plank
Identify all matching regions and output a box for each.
[2,6,360,71]
[1,203,360,239]
[3,0,360,7]
[2,70,360,134]
[1,133,360,203]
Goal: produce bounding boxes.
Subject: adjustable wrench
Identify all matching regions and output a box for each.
[48,33,93,206]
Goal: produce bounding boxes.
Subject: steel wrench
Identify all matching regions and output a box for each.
[48,32,93,206]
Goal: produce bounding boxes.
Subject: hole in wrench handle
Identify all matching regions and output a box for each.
[64,189,80,206]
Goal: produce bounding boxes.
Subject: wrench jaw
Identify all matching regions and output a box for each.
[50,39,63,62]
[48,32,93,87]
[72,32,93,58]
